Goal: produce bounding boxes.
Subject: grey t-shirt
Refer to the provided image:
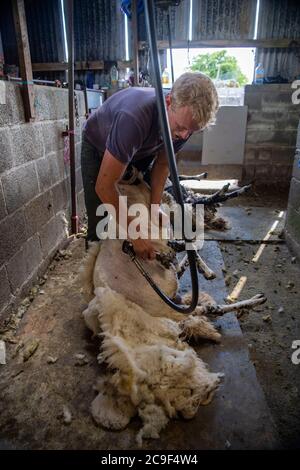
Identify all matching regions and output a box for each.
[83,87,189,165]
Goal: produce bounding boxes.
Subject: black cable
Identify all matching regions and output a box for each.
[125,0,199,314]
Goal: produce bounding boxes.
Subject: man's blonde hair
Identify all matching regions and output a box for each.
[170,72,219,129]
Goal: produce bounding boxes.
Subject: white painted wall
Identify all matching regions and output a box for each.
[182,106,248,165]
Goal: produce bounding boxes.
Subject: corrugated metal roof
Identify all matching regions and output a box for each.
[74,0,126,61]
[192,0,257,40]
[257,0,300,40]
[0,1,19,65]
[0,0,64,67]
[25,0,65,63]
[75,69,111,86]
[0,0,126,67]
[256,47,300,82]
[3,0,300,87]
[137,0,190,42]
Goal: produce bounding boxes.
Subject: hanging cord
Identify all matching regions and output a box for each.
[122,0,199,314]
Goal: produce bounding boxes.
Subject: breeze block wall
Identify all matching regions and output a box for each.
[0,82,86,321]
[242,84,299,186]
[285,120,300,260]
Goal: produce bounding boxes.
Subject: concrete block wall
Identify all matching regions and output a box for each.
[0,82,86,321]
[285,120,300,259]
[243,84,300,186]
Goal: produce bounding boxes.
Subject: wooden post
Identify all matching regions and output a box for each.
[131,0,139,86]
[12,0,35,121]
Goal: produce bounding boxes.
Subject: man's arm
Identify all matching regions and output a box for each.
[96,149,126,209]
[150,150,170,205]
[96,149,156,260]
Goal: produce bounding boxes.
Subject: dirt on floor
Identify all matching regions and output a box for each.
[0,239,114,450]
[220,240,300,449]
[225,185,290,210]
[216,186,300,448]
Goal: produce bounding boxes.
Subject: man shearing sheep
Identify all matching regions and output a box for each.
[81,72,219,258]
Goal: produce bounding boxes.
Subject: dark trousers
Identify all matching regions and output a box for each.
[81,133,155,242]
[81,134,104,242]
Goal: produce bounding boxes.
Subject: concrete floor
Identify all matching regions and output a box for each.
[0,204,294,450]
[221,241,300,449]
[205,206,285,241]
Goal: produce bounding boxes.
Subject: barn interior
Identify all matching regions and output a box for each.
[0,0,299,451]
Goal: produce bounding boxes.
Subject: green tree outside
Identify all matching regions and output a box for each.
[189,50,248,87]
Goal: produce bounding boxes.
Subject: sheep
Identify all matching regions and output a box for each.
[80,174,265,445]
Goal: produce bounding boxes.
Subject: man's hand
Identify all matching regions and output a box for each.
[130,238,156,260]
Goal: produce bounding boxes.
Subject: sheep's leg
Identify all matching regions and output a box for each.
[195,293,267,316]
[204,184,252,205]
[177,254,189,279]
[183,183,230,205]
[190,184,252,206]
[178,183,228,205]
[176,251,216,280]
[196,255,216,280]
[179,172,208,181]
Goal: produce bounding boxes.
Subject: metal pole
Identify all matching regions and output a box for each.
[143,0,199,314]
[132,0,139,85]
[83,85,89,119]
[66,0,78,234]
[167,9,174,84]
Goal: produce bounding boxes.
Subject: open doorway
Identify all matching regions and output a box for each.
[168,47,256,170]
[166,47,256,105]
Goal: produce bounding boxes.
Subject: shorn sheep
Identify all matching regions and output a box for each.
[80,173,265,445]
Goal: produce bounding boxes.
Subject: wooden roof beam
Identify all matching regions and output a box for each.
[139,38,300,49]
[32,61,105,72]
